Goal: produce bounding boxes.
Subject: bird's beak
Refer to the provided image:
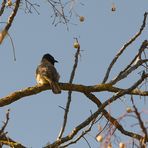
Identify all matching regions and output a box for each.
[55,60,58,63]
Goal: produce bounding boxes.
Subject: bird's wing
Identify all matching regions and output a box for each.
[36,63,59,82]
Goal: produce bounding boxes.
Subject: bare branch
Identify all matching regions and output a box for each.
[60,118,95,148]
[0,134,26,148]
[47,0,69,28]
[0,109,10,135]
[102,12,148,84]
[45,109,101,147]
[131,96,148,145]
[45,73,147,147]
[58,39,80,139]
[109,40,148,85]
[0,79,148,107]
[0,0,20,44]
[24,0,40,14]
[0,0,6,16]
[4,0,21,32]
[84,93,143,144]
[0,110,26,148]
[7,32,16,61]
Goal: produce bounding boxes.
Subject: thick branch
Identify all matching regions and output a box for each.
[0,82,148,107]
[0,134,26,148]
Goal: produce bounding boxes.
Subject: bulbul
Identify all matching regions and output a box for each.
[36,53,61,94]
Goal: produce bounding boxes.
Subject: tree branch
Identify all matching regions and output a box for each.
[84,92,145,144]
[109,40,148,85]
[58,40,80,139]
[0,0,20,44]
[0,109,10,135]
[0,110,26,148]
[59,118,95,148]
[131,96,148,145]
[0,0,6,17]
[4,0,21,32]
[0,134,26,148]
[102,12,148,83]
[45,73,147,147]
[0,80,148,107]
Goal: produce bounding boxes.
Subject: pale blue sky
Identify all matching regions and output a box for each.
[0,0,148,147]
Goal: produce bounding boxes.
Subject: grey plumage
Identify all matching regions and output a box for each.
[36,54,61,94]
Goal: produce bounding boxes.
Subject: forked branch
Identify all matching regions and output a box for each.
[102,12,148,83]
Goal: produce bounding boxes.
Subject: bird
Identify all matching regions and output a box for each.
[36,53,61,94]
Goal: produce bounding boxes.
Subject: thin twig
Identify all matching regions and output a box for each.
[58,0,69,30]
[0,109,10,135]
[0,0,6,16]
[7,32,16,61]
[96,121,109,138]
[57,39,80,139]
[24,0,40,15]
[47,0,69,27]
[82,136,91,148]
[0,110,26,147]
[131,96,148,145]
[60,118,95,148]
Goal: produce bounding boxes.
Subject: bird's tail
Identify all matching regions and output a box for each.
[51,82,61,94]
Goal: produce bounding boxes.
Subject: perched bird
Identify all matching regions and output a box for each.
[36,53,61,94]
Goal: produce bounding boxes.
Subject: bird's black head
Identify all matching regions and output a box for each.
[42,53,58,65]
